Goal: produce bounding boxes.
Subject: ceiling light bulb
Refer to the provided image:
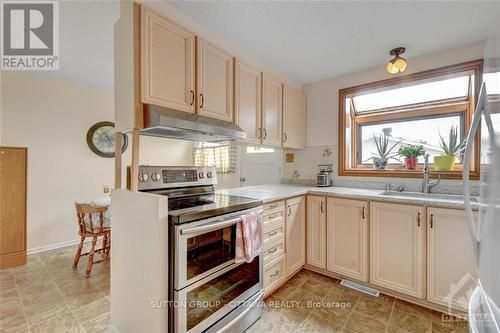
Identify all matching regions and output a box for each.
[394,57,407,71]
[386,61,398,74]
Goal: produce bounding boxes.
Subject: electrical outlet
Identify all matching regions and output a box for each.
[103,185,110,194]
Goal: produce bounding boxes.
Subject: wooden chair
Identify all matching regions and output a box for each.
[73,203,111,278]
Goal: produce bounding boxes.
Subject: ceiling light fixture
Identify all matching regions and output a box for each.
[386,47,407,74]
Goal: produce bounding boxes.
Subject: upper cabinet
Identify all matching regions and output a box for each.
[234,61,262,144]
[141,7,195,113]
[196,38,234,122]
[262,74,283,147]
[283,85,306,149]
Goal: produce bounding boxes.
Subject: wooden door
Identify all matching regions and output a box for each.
[285,196,305,276]
[234,60,262,144]
[261,74,283,147]
[370,202,425,298]
[427,207,478,311]
[196,38,234,122]
[327,198,368,282]
[283,85,305,149]
[0,147,27,269]
[141,8,195,113]
[306,196,326,269]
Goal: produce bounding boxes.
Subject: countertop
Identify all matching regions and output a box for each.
[217,184,479,210]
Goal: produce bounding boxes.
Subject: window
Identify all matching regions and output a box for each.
[193,143,237,175]
[339,60,483,179]
[246,146,275,154]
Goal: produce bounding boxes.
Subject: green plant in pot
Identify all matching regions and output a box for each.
[398,145,425,170]
[365,134,403,170]
[435,126,468,171]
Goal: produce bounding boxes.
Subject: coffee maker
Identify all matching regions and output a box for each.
[317,165,333,187]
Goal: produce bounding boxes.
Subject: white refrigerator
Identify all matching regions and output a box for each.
[463,15,500,332]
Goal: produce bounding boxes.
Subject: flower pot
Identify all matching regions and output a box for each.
[372,157,388,170]
[404,157,418,170]
[434,155,455,171]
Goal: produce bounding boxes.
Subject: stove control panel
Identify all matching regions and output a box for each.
[129,166,217,191]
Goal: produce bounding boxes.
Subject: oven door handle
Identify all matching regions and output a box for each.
[180,216,242,235]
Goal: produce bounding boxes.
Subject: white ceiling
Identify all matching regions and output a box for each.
[171,1,500,85]
[35,0,119,91]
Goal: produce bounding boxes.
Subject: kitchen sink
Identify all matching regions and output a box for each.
[379,190,479,203]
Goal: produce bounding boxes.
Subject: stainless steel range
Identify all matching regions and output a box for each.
[134,166,264,333]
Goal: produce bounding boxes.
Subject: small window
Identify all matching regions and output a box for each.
[339,60,483,179]
[193,143,237,175]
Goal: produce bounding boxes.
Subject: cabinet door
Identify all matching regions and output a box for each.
[427,207,478,311]
[283,85,305,149]
[234,61,261,144]
[197,38,234,122]
[327,198,368,282]
[306,196,326,269]
[285,196,305,276]
[370,202,425,298]
[141,8,195,113]
[262,74,283,147]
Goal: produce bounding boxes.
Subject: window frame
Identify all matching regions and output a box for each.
[338,59,483,180]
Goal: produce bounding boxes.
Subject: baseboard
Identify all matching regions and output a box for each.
[0,251,27,269]
[27,238,90,255]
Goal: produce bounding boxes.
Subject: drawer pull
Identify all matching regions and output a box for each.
[267,231,278,237]
[269,203,278,209]
[269,247,278,254]
[268,214,278,220]
[270,271,279,277]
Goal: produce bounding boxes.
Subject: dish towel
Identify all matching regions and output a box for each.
[235,211,262,263]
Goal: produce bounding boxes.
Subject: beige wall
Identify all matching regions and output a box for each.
[0,72,192,251]
[284,41,486,185]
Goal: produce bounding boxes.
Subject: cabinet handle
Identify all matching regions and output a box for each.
[190,90,194,106]
[362,206,365,219]
[430,214,434,229]
[417,212,421,227]
[288,205,291,217]
[267,231,278,237]
[270,271,279,277]
[263,128,267,140]
[320,201,324,213]
[268,214,278,220]
[283,132,288,143]
[269,203,278,209]
[257,128,261,139]
[199,93,204,108]
[269,247,278,254]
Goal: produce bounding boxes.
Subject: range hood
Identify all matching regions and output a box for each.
[141,104,246,142]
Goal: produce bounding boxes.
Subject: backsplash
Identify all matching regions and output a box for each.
[282,145,480,196]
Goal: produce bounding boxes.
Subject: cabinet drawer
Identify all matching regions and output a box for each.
[263,222,284,249]
[263,209,284,231]
[263,254,286,296]
[263,201,284,211]
[263,239,285,264]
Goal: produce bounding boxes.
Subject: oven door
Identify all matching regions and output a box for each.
[174,207,262,290]
[174,255,263,333]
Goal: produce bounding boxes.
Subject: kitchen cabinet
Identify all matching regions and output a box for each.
[196,38,234,122]
[234,60,262,144]
[306,196,326,269]
[427,207,478,311]
[285,196,306,276]
[261,74,283,147]
[370,202,425,298]
[141,7,195,113]
[327,198,368,282]
[283,85,306,149]
[0,147,27,269]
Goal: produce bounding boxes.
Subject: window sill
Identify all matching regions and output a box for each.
[339,167,479,180]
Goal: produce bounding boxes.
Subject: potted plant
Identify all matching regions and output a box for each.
[398,145,425,170]
[365,134,403,170]
[434,126,468,171]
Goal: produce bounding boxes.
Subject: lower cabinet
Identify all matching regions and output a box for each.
[327,198,368,282]
[427,207,478,311]
[263,254,286,296]
[306,196,326,269]
[285,196,306,277]
[370,202,425,298]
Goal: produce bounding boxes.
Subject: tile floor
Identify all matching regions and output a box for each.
[1,245,468,333]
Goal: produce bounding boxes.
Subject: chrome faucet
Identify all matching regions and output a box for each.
[422,154,440,193]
